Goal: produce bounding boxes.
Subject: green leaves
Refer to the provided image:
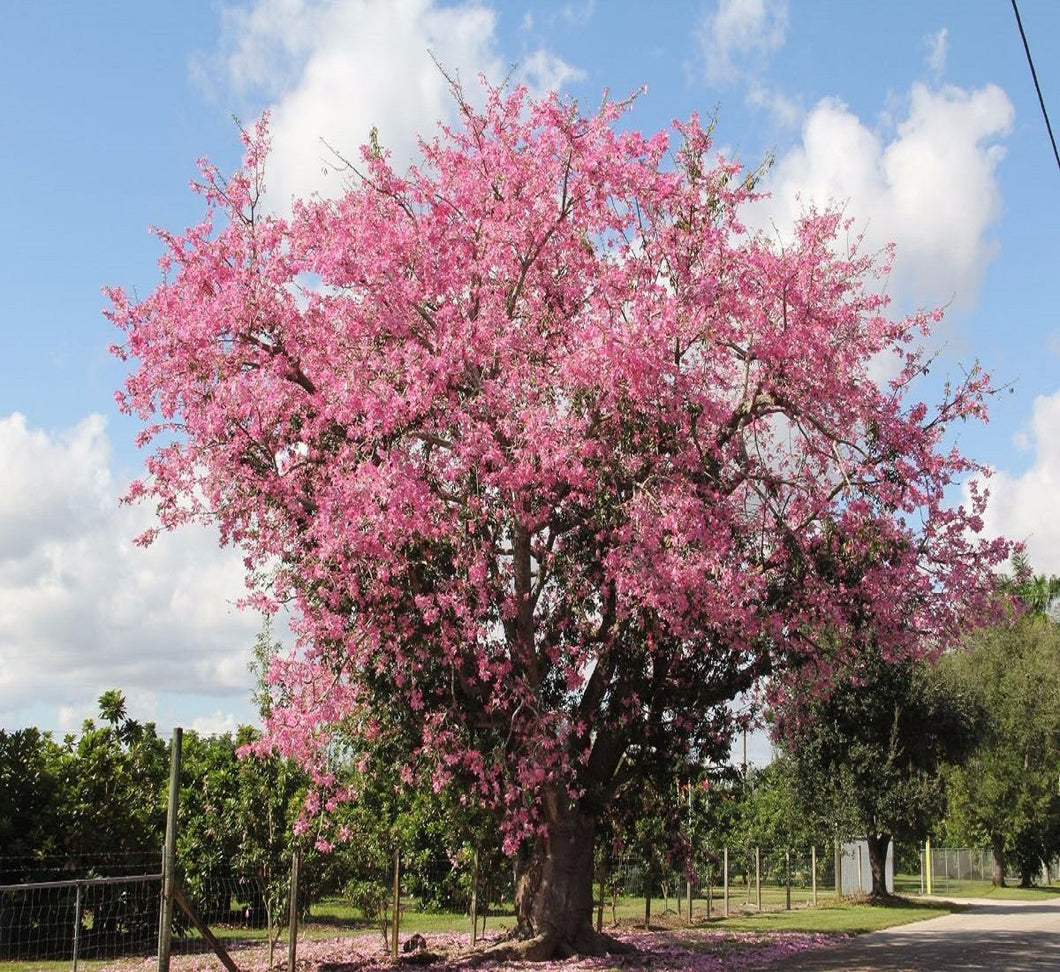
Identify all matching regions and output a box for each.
[939,613,1060,884]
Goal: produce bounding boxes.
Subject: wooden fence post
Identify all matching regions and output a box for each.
[71,882,83,972]
[723,847,729,918]
[812,845,817,907]
[596,864,605,933]
[172,886,239,972]
[287,847,301,972]
[470,849,479,946]
[157,727,182,972]
[391,849,401,959]
[785,848,791,910]
[643,861,652,930]
[755,847,761,911]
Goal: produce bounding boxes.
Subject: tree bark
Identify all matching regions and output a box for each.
[482,803,630,962]
[865,832,892,899]
[991,833,1006,887]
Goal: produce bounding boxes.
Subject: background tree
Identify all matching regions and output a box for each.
[0,728,65,877]
[773,647,983,898]
[59,692,168,864]
[176,730,244,925]
[1003,552,1060,616]
[109,82,1008,957]
[725,758,827,857]
[940,610,1060,886]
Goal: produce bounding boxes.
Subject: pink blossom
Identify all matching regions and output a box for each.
[110,80,1011,860]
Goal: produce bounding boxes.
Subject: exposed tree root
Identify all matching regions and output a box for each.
[466,925,634,964]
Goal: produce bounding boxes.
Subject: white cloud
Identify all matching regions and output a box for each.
[746,82,802,128]
[559,1,595,27]
[207,0,581,208]
[0,413,262,728]
[980,391,1060,575]
[750,82,1014,310]
[519,48,586,92]
[926,27,948,78]
[190,709,242,736]
[699,0,788,86]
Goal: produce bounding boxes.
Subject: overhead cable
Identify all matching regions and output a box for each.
[1011,0,1060,175]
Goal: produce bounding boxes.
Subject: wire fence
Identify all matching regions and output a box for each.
[596,844,834,924]
[0,870,161,965]
[2,844,1056,969]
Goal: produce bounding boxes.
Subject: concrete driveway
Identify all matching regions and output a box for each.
[768,894,1060,971]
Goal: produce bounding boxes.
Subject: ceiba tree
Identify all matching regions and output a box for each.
[109,84,1007,957]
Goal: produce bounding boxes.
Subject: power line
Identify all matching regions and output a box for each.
[1011,0,1060,175]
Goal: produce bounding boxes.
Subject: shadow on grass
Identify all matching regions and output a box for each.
[306,913,378,932]
[691,895,964,936]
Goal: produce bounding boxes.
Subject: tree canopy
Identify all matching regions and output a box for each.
[773,646,983,897]
[108,82,1008,955]
[941,610,1060,886]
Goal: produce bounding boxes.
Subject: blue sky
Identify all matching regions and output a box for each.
[1,1,1057,750]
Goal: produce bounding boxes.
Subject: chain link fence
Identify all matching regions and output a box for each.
[922,846,1060,893]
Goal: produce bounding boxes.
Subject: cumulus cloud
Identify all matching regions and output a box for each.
[749,82,1014,310]
[980,391,1060,575]
[0,413,262,729]
[206,0,581,207]
[699,0,788,86]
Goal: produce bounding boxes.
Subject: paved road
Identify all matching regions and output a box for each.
[768,895,1060,971]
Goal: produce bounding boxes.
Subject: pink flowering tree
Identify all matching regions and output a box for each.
[109,84,1008,958]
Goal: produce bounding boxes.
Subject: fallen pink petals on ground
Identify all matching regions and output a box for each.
[102,928,843,971]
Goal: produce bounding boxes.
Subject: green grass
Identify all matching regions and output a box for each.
[703,897,958,934]
[309,897,483,937]
[922,881,1060,900]
[297,893,966,949]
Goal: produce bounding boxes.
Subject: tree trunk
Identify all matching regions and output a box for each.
[484,804,630,962]
[991,833,1006,887]
[864,833,892,899]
